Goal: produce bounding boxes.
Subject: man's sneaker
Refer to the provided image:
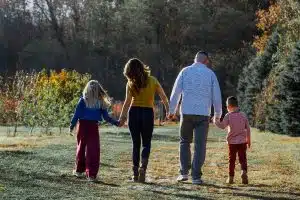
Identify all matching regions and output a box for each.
[192,178,203,185]
[72,170,85,178]
[176,175,188,182]
[87,177,97,183]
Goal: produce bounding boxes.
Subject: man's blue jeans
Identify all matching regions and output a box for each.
[179,115,209,180]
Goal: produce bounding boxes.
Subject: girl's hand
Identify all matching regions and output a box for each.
[69,127,74,136]
[118,117,126,127]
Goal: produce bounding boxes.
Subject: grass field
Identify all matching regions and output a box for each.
[0,125,299,200]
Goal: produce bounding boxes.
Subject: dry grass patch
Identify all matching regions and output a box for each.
[0,135,73,150]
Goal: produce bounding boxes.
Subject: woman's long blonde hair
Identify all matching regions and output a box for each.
[82,80,111,108]
[123,58,150,95]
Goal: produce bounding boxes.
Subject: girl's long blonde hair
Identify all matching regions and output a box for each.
[82,80,111,108]
[123,58,150,95]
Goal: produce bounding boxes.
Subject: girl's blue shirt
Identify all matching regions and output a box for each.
[70,97,119,129]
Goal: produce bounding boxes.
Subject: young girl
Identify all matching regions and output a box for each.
[119,58,169,182]
[70,80,119,182]
[214,96,251,184]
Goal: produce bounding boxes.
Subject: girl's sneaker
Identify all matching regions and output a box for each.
[226,176,234,184]
[87,176,97,183]
[72,170,85,178]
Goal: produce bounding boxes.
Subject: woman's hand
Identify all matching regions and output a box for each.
[118,115,127,127]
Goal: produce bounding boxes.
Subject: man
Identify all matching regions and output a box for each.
[168,51,222,184]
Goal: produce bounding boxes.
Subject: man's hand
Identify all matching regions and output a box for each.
[213,116,220,124]
[167,113,176,120]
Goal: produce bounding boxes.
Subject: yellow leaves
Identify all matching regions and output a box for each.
[256,3,281,32]
[253,3,281,53]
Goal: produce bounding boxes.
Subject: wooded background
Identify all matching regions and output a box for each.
[0,0,299,136]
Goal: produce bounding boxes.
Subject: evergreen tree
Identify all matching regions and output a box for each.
[277,41,300,136]
[240,31,279,125]
[264,62,284,134]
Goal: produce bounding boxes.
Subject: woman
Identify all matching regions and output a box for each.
[119,58,169,182]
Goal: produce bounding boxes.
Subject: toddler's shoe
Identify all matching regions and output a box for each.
[72,170,85,178]
[241,171,248,184]
[226,176,234,184]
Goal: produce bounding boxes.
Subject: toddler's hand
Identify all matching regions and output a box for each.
[247,142,251,149]
[213,116,220,124]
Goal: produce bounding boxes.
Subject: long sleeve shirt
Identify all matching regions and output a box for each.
[70,97,119,129]
[215,110,251,144]
[169,62,222,117]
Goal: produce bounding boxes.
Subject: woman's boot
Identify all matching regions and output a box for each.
[138,158,148,183]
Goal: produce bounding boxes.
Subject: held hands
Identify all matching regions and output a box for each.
[247,137,251,148]
[69,127,74,136]
[167,113,179,121]
[247,141,251,149]
[213,116,220,124]
[118,116,126,127]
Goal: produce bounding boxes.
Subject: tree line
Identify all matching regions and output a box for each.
[0,0,269,100]
[2,0,299,136]
[238,0,300,136]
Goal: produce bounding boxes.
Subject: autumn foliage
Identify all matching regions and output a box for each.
[253,2,281,53]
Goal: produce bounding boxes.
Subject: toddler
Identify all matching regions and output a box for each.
[215,96,251,184]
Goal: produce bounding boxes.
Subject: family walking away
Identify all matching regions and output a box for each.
[69,51,251,185]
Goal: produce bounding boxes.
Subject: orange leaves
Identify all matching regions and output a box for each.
[256,3,281,32]
[253,2,281,53]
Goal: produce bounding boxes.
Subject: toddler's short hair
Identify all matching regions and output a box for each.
[227,96,238,107]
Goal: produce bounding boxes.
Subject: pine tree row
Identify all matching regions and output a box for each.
[237,32,300,136]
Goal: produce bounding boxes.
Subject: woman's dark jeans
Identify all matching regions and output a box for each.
[128,106,154,172]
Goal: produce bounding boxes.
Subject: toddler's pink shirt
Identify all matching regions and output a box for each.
[215,110,251,144]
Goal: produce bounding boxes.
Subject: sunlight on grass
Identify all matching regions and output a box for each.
[0,126,300,200]
[0,135,74,150]
[0,184,5,192]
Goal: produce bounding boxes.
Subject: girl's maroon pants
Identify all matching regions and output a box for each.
[74,120,100,178]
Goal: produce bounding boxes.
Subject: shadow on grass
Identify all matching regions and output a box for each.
[233,192,298,200]
[0,150,34,158]
[105,131,223,143]
[100,163,116,168]
[154,190,212,200]
[93,180,119,187]
[138,182,212,199]
[182,182,300,198]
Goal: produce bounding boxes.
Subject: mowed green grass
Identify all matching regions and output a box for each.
[0,125,299,200]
